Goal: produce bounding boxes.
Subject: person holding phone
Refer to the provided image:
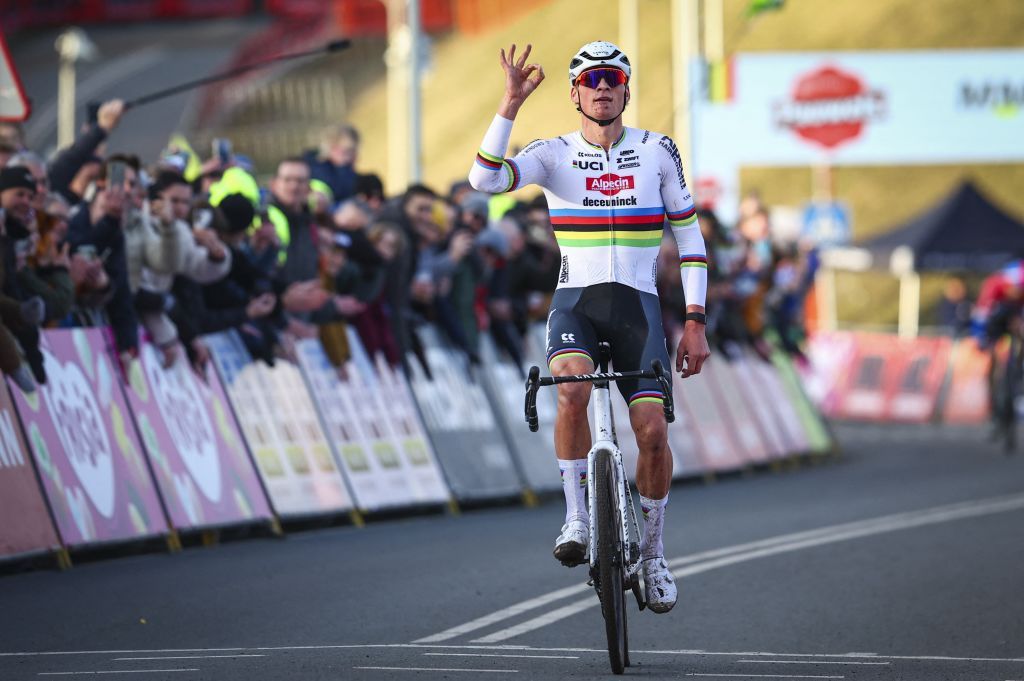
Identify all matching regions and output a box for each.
[66,155,143,364]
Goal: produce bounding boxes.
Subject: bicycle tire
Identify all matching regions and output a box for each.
[595,449,627,675]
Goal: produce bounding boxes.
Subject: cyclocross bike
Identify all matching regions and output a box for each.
[525,343,674,674]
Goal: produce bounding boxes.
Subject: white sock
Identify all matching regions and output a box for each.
[558,459,589,525]
[639,493,668,559]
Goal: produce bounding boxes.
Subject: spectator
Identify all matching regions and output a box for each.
[66,154,141,362]
[1,166,49,386]
[305,124,359,206]
[354,173,385,214]
[937,276,972,336]
[266,157,360,336]
[49,99,125,206]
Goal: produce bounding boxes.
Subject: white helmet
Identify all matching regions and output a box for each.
[568,41,631,85]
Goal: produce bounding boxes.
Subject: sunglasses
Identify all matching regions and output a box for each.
[575,67,628,89]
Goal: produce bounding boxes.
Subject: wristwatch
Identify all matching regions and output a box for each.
[684,312,707,325]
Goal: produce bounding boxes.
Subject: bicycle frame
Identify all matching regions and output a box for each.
[586,380,644,582]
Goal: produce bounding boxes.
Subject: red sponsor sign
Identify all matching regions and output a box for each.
[586,173,634,196]
[774,64,886,150]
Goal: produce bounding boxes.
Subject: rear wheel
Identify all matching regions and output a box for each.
[595,449,627,674]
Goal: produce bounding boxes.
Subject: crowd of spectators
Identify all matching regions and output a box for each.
[0,101,815,395]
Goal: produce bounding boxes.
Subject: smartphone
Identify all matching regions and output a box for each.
[108,161,126,193]
[212,138,232,165]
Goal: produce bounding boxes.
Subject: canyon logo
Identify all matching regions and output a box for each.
[586,173,634,196]
[773,65,886,150]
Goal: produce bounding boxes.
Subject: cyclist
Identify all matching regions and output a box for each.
[468,41,710,613]
[972,259,1024,350]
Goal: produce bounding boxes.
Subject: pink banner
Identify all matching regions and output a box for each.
[0,383,60,557]
[119,340,273,529]
[8,329,168,547]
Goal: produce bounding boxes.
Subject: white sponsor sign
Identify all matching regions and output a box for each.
[40,348,115,518]
[142,344,222,503]
[694,50,1024,223]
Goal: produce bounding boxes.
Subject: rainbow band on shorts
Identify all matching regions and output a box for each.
[547,347,593,370]
[629,390,665,408]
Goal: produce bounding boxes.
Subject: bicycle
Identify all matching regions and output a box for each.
[983,305,1023,454]
[525,343,674,675]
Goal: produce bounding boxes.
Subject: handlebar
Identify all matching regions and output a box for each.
[524,360,675,432]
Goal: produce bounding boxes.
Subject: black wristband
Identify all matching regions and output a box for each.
[684,312,707,325]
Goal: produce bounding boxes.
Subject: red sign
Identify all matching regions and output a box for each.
[586,174,634,196]
[774,65,885,150]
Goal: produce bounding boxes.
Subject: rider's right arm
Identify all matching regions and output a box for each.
[468,114,552,194]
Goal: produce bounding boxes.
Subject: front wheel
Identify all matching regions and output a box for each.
[595,449,627,674]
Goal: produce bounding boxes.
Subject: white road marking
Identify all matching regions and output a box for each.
[472,600,597,644]
[412,584,589,643]
[39,671,199,676]
[419,492,1024,643]
[112,655,264,661]
[354,667,518,674]
[6,643,1024,665]
[470,493,1024,643]
[424,652,578,660]
[738,660,890,666]
[687,675,843,679]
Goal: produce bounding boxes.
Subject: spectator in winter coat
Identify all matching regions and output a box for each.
[66,155,141,361]
[49,100,125,207]
[304,124,360,206]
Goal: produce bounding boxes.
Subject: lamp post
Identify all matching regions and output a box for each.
[54,28,97,150]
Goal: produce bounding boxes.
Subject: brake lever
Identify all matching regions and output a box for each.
[525,365,540,432]
[651,359,675,423]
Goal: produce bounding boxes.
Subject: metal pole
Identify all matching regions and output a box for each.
[386,0,410,193]
[57,58,76,149]
[408,0,422,184]
[55,29,96,150]
[619,0,639,128]
[898,272,921,339]
[672,0,699,171]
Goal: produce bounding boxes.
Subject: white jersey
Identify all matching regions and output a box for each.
[468,114,707,306]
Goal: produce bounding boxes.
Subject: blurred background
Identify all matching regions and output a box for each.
[6,0,1024,334]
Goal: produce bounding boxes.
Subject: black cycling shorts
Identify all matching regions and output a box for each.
[545,282,671,407]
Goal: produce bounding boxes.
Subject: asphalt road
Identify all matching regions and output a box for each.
[1,423,1023,680]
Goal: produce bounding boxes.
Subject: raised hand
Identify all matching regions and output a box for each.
[499,43,545,118]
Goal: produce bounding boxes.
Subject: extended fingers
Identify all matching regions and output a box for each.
[516,43,532,69]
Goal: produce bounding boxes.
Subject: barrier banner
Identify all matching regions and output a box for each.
[834,334,895,421]
[671,351,747,471]
[205,331,353,516]
[0,383,60,558]
[769,348,834,453]
[479,332,559,493]
[701,356,776,463]
[295,334,448,511]
[743,349,811,453]
[8,329,167,547]
[942,338,990,424]
[723,352,789,459]
[803,332,859,416]
[406,326,522,501]
[885,336,952,422]
[119,340,273,530]
[365,340,451,504]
